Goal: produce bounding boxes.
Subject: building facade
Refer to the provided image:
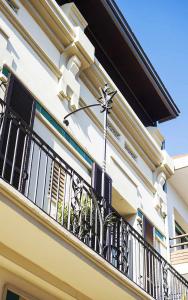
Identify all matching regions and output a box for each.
[0,0,188,299]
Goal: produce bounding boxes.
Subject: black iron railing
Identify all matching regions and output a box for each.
[0,100,188,299]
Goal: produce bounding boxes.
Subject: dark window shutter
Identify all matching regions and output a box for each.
[0,73,36,189]
[5,73,36,126]
[92,162,112,205]
[92,162,102,197]
[104,172,112,205]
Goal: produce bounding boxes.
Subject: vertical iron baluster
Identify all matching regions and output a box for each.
[149,249,151,296]
[119,218,123,272]
[49,160,55,216]
[117,219,120,270]
[67,172,73,231]
[84,192,88,243]
[33,145,42,204]
[143,246,147,293]
[25,139,34,198]
[89,192,93,248]
[10,121,20,185]
[2,117,12,178]
[56,162,61,222]
[94,207,98,252]
[41,150,49,210]
[61,169,67,227]
[18,126,28,191]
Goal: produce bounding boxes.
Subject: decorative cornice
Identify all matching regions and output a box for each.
[20,0,94,70]
[79,99,157,195]
[0,0,62,78]
[61,2,88,31]
[26,0,75,47]
[81,59,164,167]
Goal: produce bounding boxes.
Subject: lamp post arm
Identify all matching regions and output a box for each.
[63,103,101,122]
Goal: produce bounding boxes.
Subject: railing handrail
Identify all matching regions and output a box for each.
[0,99,91,189]
[171,241,188,249]
[170,233,188,240]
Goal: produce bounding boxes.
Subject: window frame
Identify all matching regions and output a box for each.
[3,284,38,300]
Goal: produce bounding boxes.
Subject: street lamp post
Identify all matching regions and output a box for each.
[63,84,117,254]
[63,84,116,201]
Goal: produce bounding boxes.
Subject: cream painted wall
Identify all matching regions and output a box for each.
[0,268,61,300]
[167,183,188,242]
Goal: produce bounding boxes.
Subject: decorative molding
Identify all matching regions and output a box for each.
[147,126,164,149]
[124,142,137,161]
[0,24,13,70]
[107,120,121,141]
[36,103,93,167]
[0,24,9,40]
[20,0,94,69]
[59,55,81,110]
[61,2,88,31]
[157,172,166,188]
[79,99,157,195]
[23,0,75,47]
[0,0,62,78]
[81,61,164,167]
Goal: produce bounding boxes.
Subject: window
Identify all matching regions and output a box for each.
[175,222,188,250]
[124,142,137,161]
[6,290,19,300]
[107,120,121,140]
[5,0,19,13]
[143,216,154,246]
[5,288,37,300]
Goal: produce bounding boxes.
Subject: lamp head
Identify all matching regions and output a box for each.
[63,119,69,126]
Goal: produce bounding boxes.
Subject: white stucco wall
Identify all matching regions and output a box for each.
[167,183,188,245]
[0,0,169,246]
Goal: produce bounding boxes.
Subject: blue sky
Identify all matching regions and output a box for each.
[115,0,188,156]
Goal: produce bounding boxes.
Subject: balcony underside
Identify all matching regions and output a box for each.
[0,179,151,300]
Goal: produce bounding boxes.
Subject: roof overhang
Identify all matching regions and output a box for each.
[58,0,180,126]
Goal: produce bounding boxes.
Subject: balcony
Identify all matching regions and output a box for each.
[170,234,188,281]
[0,99,188,300]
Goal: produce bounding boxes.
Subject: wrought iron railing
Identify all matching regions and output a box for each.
[0,99,188,299]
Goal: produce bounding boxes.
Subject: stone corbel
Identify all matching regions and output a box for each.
[157,171,166,189]
[154,193,167,219]
[58,55,81,111]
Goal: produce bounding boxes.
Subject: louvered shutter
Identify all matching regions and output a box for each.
[91,162,112,205]
[48,161,65,221]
